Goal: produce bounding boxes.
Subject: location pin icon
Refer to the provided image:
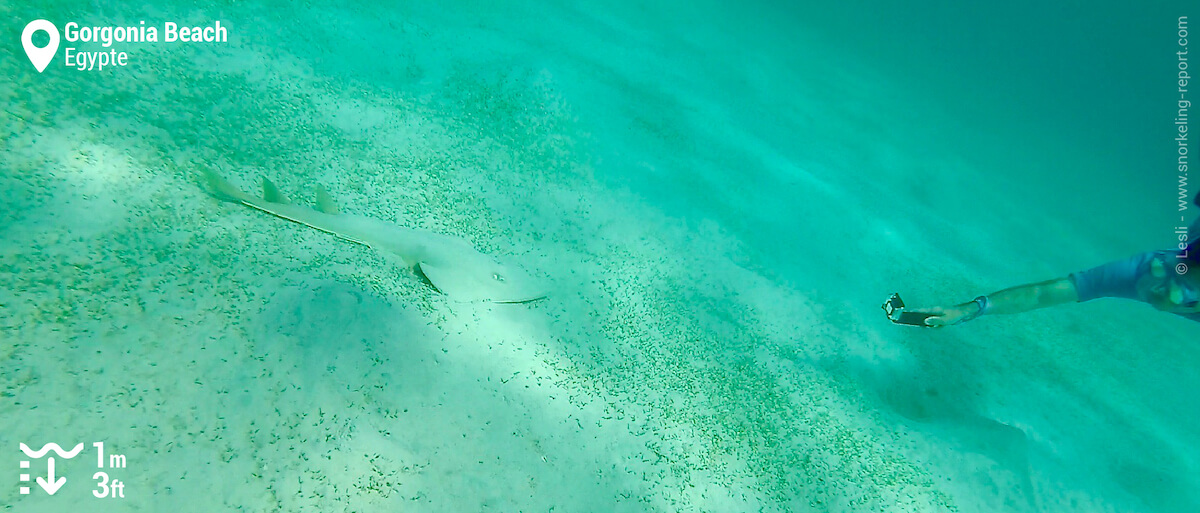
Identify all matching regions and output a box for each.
[22,20,60,73]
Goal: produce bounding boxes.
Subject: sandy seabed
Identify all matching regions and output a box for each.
[3,2,1198,512]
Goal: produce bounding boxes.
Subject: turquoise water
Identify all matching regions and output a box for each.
[2,1,1197,511]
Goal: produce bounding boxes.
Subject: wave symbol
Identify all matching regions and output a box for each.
[19,443,84,459]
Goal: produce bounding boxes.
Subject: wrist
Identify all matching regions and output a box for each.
[955,296,990,324]
[972,295,991,316]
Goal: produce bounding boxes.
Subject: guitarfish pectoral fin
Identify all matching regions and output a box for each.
[417,260,547,304]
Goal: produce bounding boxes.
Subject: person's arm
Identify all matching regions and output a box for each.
[923,277,1079,327]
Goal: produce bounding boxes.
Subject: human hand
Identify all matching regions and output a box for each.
[921,303,980,327]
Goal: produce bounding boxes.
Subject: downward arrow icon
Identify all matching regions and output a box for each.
[35,457,66,495]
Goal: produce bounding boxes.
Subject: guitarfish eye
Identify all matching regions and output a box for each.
[493,272,505,282]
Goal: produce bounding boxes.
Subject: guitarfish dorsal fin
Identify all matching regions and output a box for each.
[315,186,340,214]
[262,178,291,204]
